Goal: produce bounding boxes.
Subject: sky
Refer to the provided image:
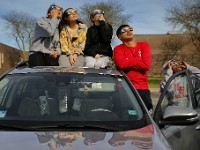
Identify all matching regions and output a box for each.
[0,0,182,49]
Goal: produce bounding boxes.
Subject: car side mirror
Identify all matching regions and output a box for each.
[159,106,199,126]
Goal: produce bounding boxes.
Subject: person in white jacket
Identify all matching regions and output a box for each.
[160,60,200,107]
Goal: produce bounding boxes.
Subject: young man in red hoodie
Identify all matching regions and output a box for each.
[113,24,153,112]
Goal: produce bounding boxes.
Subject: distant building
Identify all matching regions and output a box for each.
[0,43,28,75]
[166,30,184,35]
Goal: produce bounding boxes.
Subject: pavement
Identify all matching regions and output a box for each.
[150,88,160,109]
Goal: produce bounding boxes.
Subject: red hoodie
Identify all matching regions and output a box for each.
[114,42,152,90]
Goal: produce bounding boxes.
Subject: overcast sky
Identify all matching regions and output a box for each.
[0,0,182,49]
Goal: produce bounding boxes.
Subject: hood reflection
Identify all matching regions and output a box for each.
[35,125,154,149]
[109,125,154,149]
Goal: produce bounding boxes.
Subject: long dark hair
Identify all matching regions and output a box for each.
[58,8,83,33]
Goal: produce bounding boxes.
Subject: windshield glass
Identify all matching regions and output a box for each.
[0,73,144,125]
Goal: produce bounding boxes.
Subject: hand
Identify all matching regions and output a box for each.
[95,54,103,59]
[69,55,75,66]
[73,54,78,62]
[181,61,188,68]
[166,61,172,69]
[50,9,59,19]
[68,54,78,66]
[50,50,58,58]
[99,15,105,21]
[178,61,187,69]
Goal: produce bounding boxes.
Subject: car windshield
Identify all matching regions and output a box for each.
[0,72,145,130]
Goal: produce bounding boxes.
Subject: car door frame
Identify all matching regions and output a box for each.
[153,69,200,150]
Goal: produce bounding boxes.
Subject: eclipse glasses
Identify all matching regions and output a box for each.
[119,27,133,35]
[65,10,78,16]
[91,10,105,17]
[49,4,63,11]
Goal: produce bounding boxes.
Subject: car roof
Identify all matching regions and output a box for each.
[7,66,124,77]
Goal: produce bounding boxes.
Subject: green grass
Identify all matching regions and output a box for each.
[148,76,164,88]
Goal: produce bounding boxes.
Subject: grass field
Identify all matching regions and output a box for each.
[148,76,164,88]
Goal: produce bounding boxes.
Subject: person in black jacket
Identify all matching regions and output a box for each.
[84,9,113,68]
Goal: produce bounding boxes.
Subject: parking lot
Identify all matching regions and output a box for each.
[150,88,160,109]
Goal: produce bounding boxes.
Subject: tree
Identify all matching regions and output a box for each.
[165,0,200,51]
[78,0,132,44]
[2,11,36,51]
[161,35,184,62]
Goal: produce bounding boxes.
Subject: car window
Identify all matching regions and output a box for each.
[0,73,144,123]
[159,72,193,116]
[0,78,10,104]
[190,74,200,108]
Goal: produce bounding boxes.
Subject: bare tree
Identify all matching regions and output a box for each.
[78,0,132,44]
[161,35,184,62]
[165,0,200,51]
[2,11,36,51]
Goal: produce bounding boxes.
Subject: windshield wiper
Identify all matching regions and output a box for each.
[23,123,118,131]
[60,124,118,131]
[0,120,122,131]
[0,124,33,131]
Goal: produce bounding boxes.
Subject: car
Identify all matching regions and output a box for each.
[153,69,200,150]
[0,62,198,150]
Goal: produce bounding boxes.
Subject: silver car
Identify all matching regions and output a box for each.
[0,63,198,149]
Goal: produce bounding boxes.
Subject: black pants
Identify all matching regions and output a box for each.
[29,52,59,66]
[137,90,153,110]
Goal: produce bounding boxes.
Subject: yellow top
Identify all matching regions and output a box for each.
[60,23,87,55]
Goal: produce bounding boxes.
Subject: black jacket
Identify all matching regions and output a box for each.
[84,21,113,57]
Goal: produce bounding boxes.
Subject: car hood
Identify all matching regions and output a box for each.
[0,124,171,150]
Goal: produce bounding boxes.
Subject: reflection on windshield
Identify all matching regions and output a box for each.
[0,73,143,121]
[35,125,154,149]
